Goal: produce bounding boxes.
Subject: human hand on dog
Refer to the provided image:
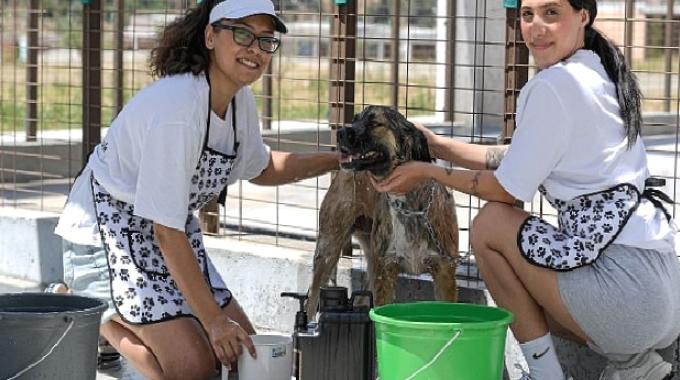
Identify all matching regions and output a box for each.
[413,122,441,158]
[207,314,256,369]
[370,161,434,194]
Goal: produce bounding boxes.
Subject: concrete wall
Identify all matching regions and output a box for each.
[0,140,81,183]
[0,208,63,285]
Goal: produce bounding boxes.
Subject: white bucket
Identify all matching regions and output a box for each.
[222,334,293,380]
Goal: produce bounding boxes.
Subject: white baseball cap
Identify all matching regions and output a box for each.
[209,0,288,34]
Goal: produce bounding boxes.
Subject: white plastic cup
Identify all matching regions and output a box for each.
[222,334,293,380]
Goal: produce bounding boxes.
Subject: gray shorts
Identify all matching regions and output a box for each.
[558,243,680,356]
[62,240,117,325]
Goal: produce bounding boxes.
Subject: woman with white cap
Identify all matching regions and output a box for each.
[53,0,339,378]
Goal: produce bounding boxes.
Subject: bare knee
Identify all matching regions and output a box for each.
[470,202,504,256]
[159,354,217,380]
[154,330,217,380]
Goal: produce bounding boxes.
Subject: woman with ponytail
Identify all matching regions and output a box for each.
[53,1,339,378]
[372,1,680,379]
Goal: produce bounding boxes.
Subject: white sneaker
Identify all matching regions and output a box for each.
[598,350,672,380]
[514,363,573,380]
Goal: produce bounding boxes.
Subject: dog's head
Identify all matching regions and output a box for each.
[336,106,431,178]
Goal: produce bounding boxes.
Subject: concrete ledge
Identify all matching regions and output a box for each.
[204,235,351,333]
[0,207,63,285]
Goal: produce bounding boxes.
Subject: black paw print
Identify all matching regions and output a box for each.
[98,212,110,224]
[129,304,140,317]
[136,277,148,289]
[139,246,151,258]
[528,234,539,245]
[142,297,155,311]
[133,234,145,245]
[125,287,137,299]
[114,295,124,307]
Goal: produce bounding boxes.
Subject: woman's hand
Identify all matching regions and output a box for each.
[371,161,434,194]
[206,313,256,368]
[413,122,441,157]
[413,122,436,141]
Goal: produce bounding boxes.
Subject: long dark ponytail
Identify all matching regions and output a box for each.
[149,0,220,77]
[567,0,642,148]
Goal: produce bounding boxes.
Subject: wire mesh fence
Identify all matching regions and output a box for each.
[0,0,678,280]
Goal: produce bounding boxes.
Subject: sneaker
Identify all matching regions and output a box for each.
[598,350,672,380]
[514,363,574,380]
[97,337,121,370]
[44,282,69,294]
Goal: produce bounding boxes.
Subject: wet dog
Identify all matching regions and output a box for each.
[307,106,459,315]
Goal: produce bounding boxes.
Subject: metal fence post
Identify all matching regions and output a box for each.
[443,0,457,122]
[663,0,674,113]
[503,6,528,143]
[82,0,102,160]
[329,1,357,130]
[114,0,125,117]
[329,1,357,257]
[262,62,273,130]
[25,0,39,142]
[390,0,400,109]
[624,0,635,67]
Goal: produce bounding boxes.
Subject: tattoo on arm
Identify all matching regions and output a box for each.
[471,171,482,197]
[485,146,508,170]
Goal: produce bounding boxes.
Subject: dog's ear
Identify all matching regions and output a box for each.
[351,108,365,124]
[409,120,433,163]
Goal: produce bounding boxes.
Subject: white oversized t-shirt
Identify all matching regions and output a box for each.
[55,73,270,245]
[495,49,674,251]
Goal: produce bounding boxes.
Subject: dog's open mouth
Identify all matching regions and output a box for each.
[339,148,385,170]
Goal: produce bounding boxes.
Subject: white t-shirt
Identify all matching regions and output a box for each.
[55,72,271,245]
[495,49,674,251]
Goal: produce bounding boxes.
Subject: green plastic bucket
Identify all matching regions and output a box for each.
[369,302,513,380]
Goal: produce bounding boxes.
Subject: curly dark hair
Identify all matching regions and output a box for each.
[149,0,220,78]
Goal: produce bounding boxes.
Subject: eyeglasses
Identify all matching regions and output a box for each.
[211,23,281,54]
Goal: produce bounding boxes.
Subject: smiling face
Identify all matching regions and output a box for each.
[337,106,431,178]
[205,14,276,89]
[520,0,589,69]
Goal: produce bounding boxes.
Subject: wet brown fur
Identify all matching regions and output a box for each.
[307,106,459,315]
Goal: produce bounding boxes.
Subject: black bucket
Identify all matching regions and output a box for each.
[0,293,106,380]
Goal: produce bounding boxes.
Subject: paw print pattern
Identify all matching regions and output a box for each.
[520,184,639,271]
[90,140,236,324]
